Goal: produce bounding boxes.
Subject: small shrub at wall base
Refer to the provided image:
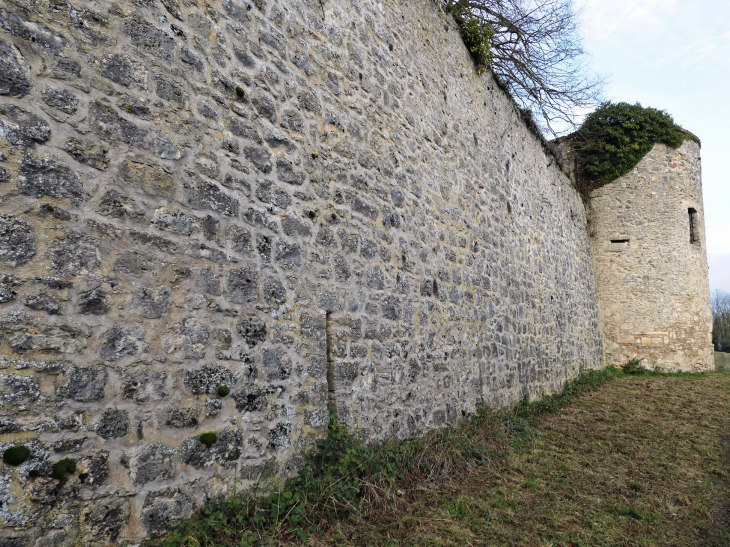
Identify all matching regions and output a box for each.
[200,432,217,448]
[3,445,31,466]
[149,368,622,547]
[622,358,647,375]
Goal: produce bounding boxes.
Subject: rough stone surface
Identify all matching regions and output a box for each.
[41,86,79,115]
[0,38,30,97]
[588,141,714,372]
[0,0,668,543]
[0,216,36,266]
[97,408,130,439]
[715,351,730,371]
[17,157,83,201]
[58,366,107,402]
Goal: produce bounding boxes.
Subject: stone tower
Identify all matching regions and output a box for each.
[589,139,714,371]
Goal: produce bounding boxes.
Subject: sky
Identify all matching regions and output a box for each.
[576,0,730,293]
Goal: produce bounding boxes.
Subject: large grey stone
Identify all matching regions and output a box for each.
[0,215,36,267]
[183,363,240,395]
[17,157,83,201]
[1,105,51,145]
[89,100,148,145]
[227,267,258,303]
[48,232,99,275]
[0,38,31,97]
[58,366,107,402]
[100,324,147,361]
[132,443,176,485]
[97,408,130,439]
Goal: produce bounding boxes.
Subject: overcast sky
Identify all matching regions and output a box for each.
[576,0,730,292]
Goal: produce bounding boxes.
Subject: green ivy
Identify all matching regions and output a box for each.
[444,3,494,72]
[457,16,494,72]
[567,102,692,189]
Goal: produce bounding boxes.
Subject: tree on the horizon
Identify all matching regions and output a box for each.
[712,290,730,352]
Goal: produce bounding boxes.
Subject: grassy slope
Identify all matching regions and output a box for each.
[300,372,730,547]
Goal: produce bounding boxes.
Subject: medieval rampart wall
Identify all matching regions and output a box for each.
[0,0,604,543]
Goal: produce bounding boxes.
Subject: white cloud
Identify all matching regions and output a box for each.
[705,218,730,255]
[670,30,730,69]
[580,0,680,41]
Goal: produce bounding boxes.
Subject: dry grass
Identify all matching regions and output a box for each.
[290,372,730,547]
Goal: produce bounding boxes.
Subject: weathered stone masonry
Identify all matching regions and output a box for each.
[589,140,714,372]
[0,0,605,544]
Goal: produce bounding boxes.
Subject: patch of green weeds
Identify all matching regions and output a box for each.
[606,503,645,521]
[443,498,470,519]
[51,458,76,486]
[151,402,509,545]
[149,367,730,546]
[3,446,30,466]
[513,366,622,419]
[623,357,647,375]
[199,432,217,448]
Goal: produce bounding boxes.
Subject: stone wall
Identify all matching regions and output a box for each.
[715,352,730,371]
[0,0,604,543]
[589,141,713,372]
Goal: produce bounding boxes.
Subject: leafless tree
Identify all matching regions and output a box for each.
[712,290,730,352]
[443,0,604,135]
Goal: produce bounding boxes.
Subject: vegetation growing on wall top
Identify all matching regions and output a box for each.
[564,102,695,191]
[442,0,604,134]
[444,3,494,72]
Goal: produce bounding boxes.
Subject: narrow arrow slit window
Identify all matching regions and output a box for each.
[688,208,699,244]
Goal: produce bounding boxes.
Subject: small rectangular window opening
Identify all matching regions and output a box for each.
[688,208,699,244]
[608,239,630,252]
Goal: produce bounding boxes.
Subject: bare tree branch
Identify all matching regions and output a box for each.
[443,0,605,135]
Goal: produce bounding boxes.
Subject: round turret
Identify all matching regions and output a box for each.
[589,139,714,371]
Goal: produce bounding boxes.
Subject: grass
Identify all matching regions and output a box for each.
[150,366,730,547]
